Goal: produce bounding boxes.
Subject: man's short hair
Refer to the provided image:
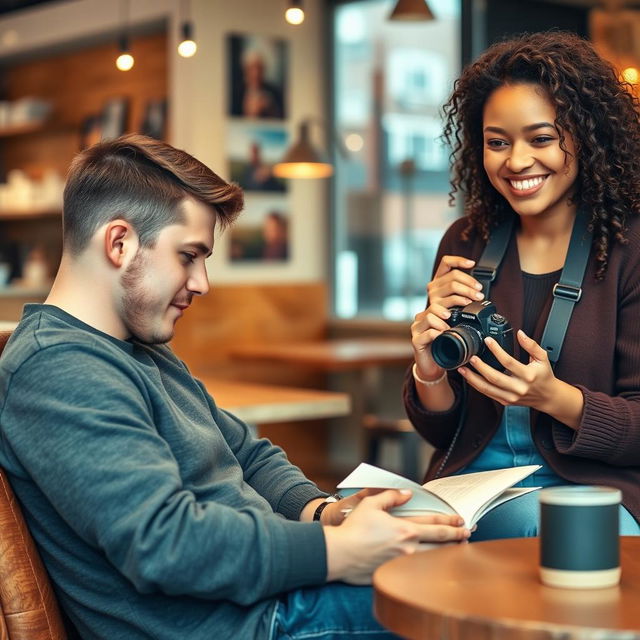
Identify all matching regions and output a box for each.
[63,134,244,255]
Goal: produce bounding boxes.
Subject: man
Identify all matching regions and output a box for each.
[0,135,469,640]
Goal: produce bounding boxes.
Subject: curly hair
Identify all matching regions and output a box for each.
[443,30,640,279]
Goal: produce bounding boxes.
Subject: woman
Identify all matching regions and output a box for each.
[405,31,640,539]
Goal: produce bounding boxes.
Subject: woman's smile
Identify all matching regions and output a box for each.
[505,174,548,197]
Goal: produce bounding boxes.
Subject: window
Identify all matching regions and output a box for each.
[331,0,461,321]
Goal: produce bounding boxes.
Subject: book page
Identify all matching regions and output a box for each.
[337,463,541,526]
[472,487,539,523]
[338,463,423,492]
[338,463,457,517]
[424,465,541,526]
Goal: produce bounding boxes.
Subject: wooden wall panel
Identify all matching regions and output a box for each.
[2,31,168,178]
[171,281,329,378]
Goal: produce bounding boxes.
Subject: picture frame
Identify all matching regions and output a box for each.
[100,97,129,141]
[229,195,290,263]
[140,98,168,140]
[228,121,288,192]
[228,33,288,120]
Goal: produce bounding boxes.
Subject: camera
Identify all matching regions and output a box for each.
[431,300,514,370]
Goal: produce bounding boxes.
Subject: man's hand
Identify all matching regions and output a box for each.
[323,489,470,585]
[318,488,380,525]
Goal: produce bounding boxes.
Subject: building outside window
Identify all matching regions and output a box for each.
[331,0,461,321]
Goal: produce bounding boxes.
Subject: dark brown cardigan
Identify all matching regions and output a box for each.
[404,215,640,522]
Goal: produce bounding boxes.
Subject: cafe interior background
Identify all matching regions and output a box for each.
[0,0,632,490]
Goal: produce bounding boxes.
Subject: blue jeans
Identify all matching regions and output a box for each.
[471,490,640,541]
[269,583,399,639]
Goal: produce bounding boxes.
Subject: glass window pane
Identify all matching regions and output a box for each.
[332,0,462,321]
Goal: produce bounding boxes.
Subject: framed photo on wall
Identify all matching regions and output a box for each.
[228,33,288,119]
[229,195,290,263]
[140,98,168,140]
[228,121,288,192]
[100,97,129,140]
[80,97,129,149]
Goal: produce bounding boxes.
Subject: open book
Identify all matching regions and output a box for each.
[337,463,541,528]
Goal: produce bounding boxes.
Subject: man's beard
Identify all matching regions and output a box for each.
[120,250,173,345]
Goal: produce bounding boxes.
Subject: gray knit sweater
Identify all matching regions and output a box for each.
[0,305,327,639]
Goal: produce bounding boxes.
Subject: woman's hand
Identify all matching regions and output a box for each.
[411,255,484,381]
[457,329,584,429]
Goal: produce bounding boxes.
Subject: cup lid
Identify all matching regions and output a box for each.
[539,485,621,506]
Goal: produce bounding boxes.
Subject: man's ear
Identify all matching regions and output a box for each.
[104,219,139,268]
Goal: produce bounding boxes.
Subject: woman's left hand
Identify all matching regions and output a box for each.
[457,329,559,413]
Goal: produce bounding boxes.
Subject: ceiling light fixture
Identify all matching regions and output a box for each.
[178,22,197,57]
[285,0,305,26]
[115,0,134,71]
[116,34,134,71]
[388,0,435,21]
[178,0,197,57]
[273,119,333,179]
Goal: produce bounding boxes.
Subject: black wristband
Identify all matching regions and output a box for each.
[312,494,342,522]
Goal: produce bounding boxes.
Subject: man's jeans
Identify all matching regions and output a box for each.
[270,583,399,639]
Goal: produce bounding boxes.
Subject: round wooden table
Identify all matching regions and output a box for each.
[373,537,640,640]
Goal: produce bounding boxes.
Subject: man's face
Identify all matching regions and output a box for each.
[119,198,214,344]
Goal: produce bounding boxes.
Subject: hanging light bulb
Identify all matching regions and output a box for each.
[622,66,639,84]
[115,0,133,71]
[116,34,134,71]
[285,0,305,26]
[178,21,197,57]
[178,0,197,57]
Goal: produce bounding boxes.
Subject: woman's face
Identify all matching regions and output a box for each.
[482,83,578,222]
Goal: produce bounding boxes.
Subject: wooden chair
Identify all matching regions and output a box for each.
[0,329,71,639]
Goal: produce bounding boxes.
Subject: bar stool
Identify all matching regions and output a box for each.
[363,413,422,481]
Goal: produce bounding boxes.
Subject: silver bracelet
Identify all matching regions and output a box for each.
[412,363,447,387]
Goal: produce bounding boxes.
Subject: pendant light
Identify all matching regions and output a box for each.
[115,0,134,71]
[273,120,333,179]
[285,0,305,26]
[388,0,435,21]
[178,0,197,57]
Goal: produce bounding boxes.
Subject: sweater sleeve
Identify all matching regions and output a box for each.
[403,218,469,447]
[552,241,640,465]
[1,344,327,604]
[195,379,327,520]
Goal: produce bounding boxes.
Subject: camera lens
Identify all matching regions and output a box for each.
[431,325,483,369]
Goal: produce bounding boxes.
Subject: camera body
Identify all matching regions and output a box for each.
[431,300,514,371]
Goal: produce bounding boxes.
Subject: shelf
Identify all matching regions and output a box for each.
[0,119,49,139]
[0,285,50,298]
[0,208,61,221]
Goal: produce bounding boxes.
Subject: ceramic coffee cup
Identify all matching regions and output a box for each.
[539,486,621,589]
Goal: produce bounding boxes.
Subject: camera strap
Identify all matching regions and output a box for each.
[471,210,592,366]
[471,215,514,299]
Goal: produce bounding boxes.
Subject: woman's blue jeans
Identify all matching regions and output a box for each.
[471,490,640,540]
